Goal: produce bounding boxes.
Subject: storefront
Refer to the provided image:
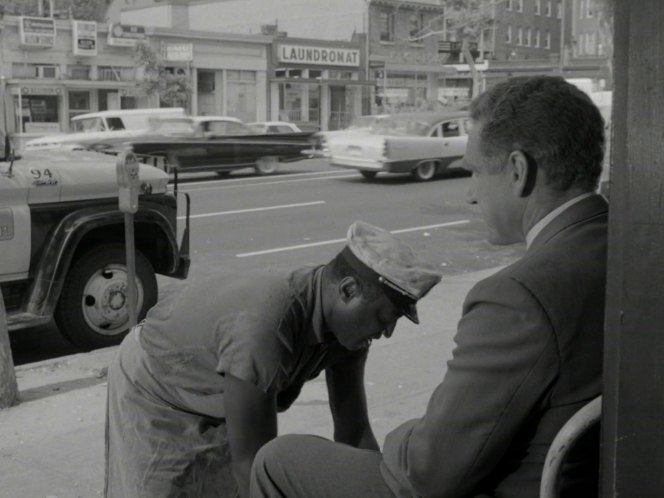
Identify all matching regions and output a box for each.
[0,16,150,149]
[270,39,372,131]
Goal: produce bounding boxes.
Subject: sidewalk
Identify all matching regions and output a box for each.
[0,267,501,498]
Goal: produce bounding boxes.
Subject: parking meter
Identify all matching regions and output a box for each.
[117,151,140,213]
[116,152,140,328]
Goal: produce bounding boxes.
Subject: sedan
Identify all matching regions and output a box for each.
[326,111,469,182]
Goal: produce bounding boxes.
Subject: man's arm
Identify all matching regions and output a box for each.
[326,350,379,450]
[381,276,559,497]
[223,373,277,498]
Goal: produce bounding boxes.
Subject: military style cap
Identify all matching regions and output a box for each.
[340,220,442,324]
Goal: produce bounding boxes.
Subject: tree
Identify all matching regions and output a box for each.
[134,41,192,109]
[0,289,18,409]
[409,0,501,100]
[0,0,111,22]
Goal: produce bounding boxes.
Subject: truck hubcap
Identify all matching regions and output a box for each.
[81,264,143,336]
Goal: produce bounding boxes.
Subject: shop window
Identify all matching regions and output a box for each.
[68,90,91,124]
[309,70,323,79]
[198,71,215,93]
[379,9,395,42]
[67,65,91,80]
[14,95,59,133]
[226,70,257,123]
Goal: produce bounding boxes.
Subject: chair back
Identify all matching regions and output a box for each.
[540,395,602,498]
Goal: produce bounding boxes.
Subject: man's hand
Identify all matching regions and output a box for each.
[326,354,379,450]
[223,373,277,498]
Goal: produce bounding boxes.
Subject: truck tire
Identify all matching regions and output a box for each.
[54,244,158,351]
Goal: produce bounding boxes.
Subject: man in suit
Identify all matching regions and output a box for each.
[250,75,608,498]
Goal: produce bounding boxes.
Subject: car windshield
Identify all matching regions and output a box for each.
[151,118,197,135]
[370,118,430,136]
[71,117,106,133]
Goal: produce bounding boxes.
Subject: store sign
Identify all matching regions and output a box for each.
[14,86,62,95]
[19,16,56,48]
[72,20,97,56]
[388,50,448,65]
[108,23,146,47]
[162,43,193,62]
[277,44,360,67]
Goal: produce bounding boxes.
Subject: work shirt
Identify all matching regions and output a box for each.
[105,265,369,497]
[136,265,368,418]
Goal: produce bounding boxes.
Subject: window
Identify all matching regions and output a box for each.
[535,28,541,47]
[67,65,91,80]
[545,0,552,16]
[545,30,551,49]
[14,95,59,133]
[516,0,523,12]
[557,1,562,18]
[580,0,586,18]
[535,0,541,15]
[586,0,594,17]
[506,0,512,10]
[525,28,531,46]
[442,120,460,137]
[517,27,523,45]
[409,13,424,41]
[506,25,512,43]
[379,9,395,42]
[98,66,133,82]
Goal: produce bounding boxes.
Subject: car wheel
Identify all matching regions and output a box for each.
[255,156,280,175]
[360,171,378,180]
[54,244,158,351]
[412,162,437,182]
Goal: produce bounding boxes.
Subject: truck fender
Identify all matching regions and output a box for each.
[24,205,179,319]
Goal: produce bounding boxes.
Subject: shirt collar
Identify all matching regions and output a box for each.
[526,192,595,249]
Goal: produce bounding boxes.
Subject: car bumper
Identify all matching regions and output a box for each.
[330,157,415,173]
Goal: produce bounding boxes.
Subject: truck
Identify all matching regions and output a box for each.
[0,138,190,351]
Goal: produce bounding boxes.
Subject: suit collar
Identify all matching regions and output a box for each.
[528,193,608,252]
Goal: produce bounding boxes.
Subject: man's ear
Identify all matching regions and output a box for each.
[338,277,359,303]
[507,150,535,197]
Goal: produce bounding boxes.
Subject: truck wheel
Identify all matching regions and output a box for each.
[411,162,437,182]
[360,171,378,180]
[54,244,158,351]
[255,156,279,175]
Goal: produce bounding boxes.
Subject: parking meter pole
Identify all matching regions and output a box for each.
[117,152,140,329]
[124,212,137,328]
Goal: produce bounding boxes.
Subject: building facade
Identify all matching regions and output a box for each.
[0,14,271,146]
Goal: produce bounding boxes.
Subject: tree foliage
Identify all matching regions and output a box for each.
[134,41,192,109]
[0,0,110,22]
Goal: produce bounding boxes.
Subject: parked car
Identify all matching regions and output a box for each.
[307,114,389,158]
[326,111,469,181]
[92,116,317,177]
[24,108,186,151]
[247,121,302,134]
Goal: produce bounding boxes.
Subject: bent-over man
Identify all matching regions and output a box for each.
[104,220,442,498]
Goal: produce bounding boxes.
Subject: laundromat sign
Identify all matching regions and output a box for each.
[277,44,360,67]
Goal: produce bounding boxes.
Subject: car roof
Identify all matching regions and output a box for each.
[247,121,297,126]
[191,116,244,124]
[382,110,469,125]
[71,108,185,121]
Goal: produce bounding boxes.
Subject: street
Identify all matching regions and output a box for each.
[10,158,525,365]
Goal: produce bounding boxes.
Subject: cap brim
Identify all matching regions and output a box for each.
[402,302,419,325]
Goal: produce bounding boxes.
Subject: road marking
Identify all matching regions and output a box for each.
[236,220,471,258]
[179,170,356,191]
[178,201,325,220]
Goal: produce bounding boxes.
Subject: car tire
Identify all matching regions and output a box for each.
[255,156,280,175]
[54,244,158,351]
[412,162,437,182]
[360,171,378,180]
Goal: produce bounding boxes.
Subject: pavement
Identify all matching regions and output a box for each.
[0,266,502,498]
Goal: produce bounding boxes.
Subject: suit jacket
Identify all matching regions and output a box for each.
[381,194,608,498]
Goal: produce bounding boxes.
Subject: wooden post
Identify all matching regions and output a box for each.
[603,0,664,495]
[0,289,19,409]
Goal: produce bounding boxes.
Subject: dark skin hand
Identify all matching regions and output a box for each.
[327,354,379,450]
[223,373,277,498]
